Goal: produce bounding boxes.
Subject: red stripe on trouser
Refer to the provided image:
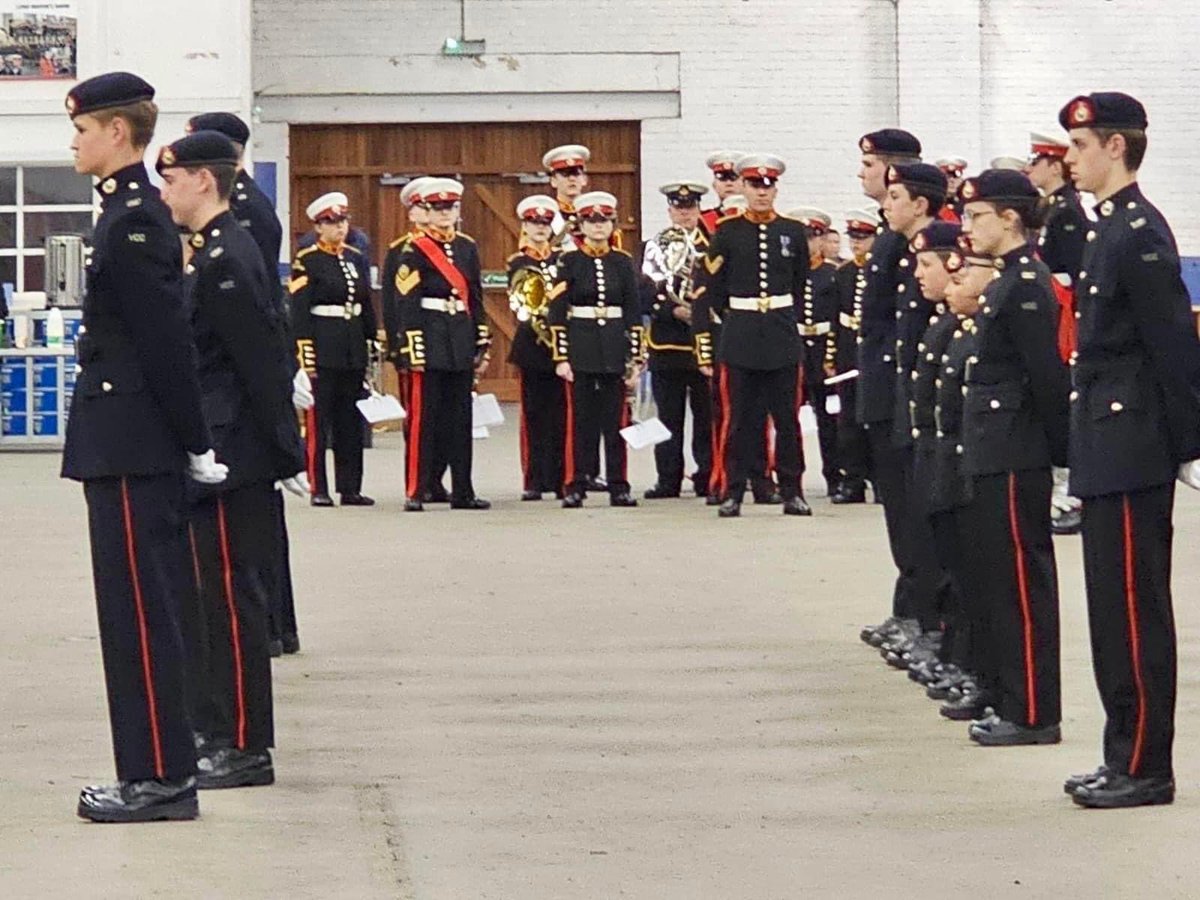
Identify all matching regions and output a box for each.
[620,392,631,482]
[563,381,576,492]
[216,497,248,750]
[708,370,722,494]
[1122,495,1149,775]
[716,366,732,495]
[1006,472,1038,725]
[188,524,202,594]
[519,372,531,490]
[305,406,317,490]
[765,419,776,475]
[406,371,424,498]
[119,478,165,778]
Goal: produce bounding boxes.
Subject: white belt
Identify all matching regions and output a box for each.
[839,311,860,329]
[569,305,621,320]
[729,294,792,312]
[798,322,832,337]
[421,298,467,315]
[311,303,362,319]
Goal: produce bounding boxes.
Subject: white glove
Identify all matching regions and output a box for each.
[188,449,229,485]
[292,369,314,411]
[1178,459,1200,491]
[278,472,310,497]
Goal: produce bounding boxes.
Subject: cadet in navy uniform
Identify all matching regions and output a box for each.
[830,209,879,504]
[187,110,303,656]
[957,169,1069,746]
[789,206,840,497]
[394,178,491,512]
[694,154,811,518]
[641,180,713,499]
[548,190,643,508]
[157,132,306,789]
[63,72,228,823]
[507,194,566,500]
[1026,130,1089,536]
[853,130,934,647]
[290,192,375,507]
[1059,93,1200,808]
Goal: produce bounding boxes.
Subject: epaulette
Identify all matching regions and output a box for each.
[715,212,741,228]
[342,244,363,256]
[295,245,319,259]
[505,250,525,265]
[457,231,477,244]
[389,231,412,250]
[612,247,633,258]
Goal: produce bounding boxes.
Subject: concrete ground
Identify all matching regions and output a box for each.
[3,415,1200,899]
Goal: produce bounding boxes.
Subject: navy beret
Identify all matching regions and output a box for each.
[860,129,922,158]
[187,112,250,144]
[959,169,1040,204]
[910,221,962,253]
[155,131,240,174]
[1058,92,1148,131]
[886,162,946,195]
[65,71,154,117]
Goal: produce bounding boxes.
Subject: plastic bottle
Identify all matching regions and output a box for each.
[46,306,64,348]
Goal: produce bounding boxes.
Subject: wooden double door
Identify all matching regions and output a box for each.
[289,122,642,400]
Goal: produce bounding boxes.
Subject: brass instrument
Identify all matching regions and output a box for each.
[647,226,699,307]
[508,266,553,348]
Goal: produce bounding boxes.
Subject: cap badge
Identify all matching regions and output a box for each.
[160,147,176,166]
[101,178,117,195]
[913,234,926,250]
[861,137,874,153]
[757,166,767,176]
[1070,99,1093,125]
[189,233,205,249]
[65,94,76,114]
[961,181,976,200]
[1100,200,1114,217]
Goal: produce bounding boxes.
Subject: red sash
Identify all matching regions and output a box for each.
[412,235,471,311]
[1051,278,1077,363]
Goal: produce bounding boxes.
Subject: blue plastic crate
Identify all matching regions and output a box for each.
[2,412,27,436]
[32,413,59,436]
[32,360,59,387]
[2,388,28,414]
[1,360,25,390]
[30,389,57,413]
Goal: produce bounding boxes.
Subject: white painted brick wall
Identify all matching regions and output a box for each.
[252,0,1200,251]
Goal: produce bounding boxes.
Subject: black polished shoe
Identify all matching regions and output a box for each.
[970,718,1062,746]
[1072,773,1175,809]
[691,478,709,498]
[77,777,198,823]
[196,747,275,790]
[1052,507,1082,536]
[310,493,334,508]
[281,632,300,655]
[782,496,812,516]
[830,483,867,504]
[705,494,723,507]
[423,485,451,503]
[643,484,681,499]
[403,499,424,512]
[268,638,283,658]
[340,493,375,507]
[610,492,638,508]
[451,497,491,510]
[520,490,542,501]
[585,475,607,493]
[939,691,993,721]
[562,493,584,509]
[752,486,783,505]
[718,498,742,518]
[1064,765,1109,795]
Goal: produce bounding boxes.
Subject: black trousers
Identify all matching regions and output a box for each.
[310,366,364,497]
[967,470,1061,728]
[265,489,298,642]
[406,368,476,502]
[726,364,801,502]
[800,349,839,488]
[83,474,195,782]
[1082,484,1177,779]
[519,368,566,494]
[948,503,995,683]
[186,483,276,752]
[707,365,731,498]
[866,426,941,628]
[565,372,629,495]
[930,509,970,668]
[651,368,713,492]
[836,381,871,487]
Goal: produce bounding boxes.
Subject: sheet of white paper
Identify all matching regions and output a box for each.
[799,405,819,434]
[620,416,672,449]
[824,368,859,386]
[472,426,490,439]
[356,393,406,424]
[472,393,505,428]
[825,393,842,415]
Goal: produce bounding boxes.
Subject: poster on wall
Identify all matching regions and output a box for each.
[0,1,76,79]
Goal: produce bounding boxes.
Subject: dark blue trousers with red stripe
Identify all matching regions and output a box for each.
[83,474,196,783]
[1082,484,1177,780]
[966,468,1061,728]
[185,483,275,753]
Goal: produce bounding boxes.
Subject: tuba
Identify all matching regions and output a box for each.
[508,267,553,348]
[647,226,699,307]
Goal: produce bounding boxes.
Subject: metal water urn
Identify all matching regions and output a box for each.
[44,234,87,307]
